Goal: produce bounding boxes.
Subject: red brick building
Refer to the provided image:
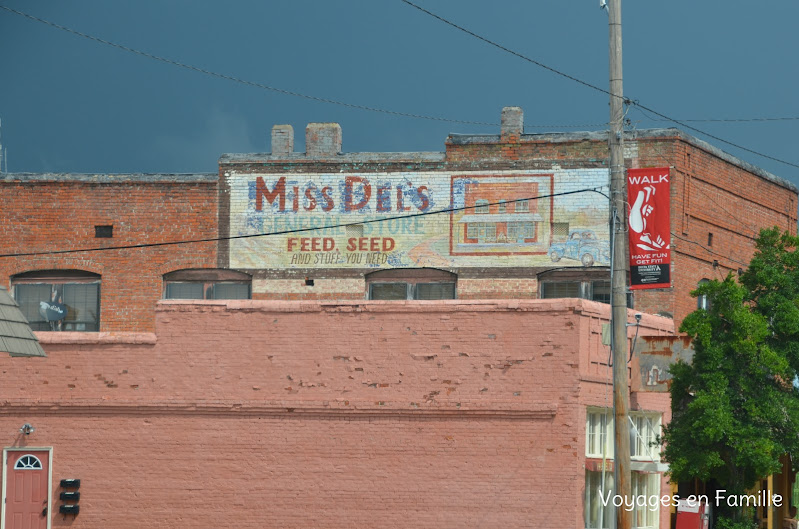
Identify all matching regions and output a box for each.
[1,107,794,332]
[0,107,796,528]
[0,299,672,528]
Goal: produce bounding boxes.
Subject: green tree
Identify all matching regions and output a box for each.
[662,228,799,527]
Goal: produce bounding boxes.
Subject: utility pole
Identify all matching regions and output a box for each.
[608,0,632,528]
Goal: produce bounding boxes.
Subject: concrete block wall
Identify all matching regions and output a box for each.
[0,299,673,528]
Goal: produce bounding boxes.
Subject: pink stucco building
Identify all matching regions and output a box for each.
[0,299,671,528]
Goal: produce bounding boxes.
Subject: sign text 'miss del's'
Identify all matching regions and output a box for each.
[254,176,431,213]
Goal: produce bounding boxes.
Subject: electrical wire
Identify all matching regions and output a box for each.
[0,5,617,131]
[629,105,799,170]
[634,136,763,237]
[0,187,607,258]
[399,0,799,170]
[400,0,612,98]
[670,232,749,267]
[5,4,797,168]
[0,5,495,127]
[639,115,799,124]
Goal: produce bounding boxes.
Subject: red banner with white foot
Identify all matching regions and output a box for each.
[628,167,671,289]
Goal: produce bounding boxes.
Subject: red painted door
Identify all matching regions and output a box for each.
[5,451,49,529]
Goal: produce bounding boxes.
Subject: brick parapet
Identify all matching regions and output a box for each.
[0,299,673,529]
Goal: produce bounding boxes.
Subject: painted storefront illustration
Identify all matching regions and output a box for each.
[227,169,610,269]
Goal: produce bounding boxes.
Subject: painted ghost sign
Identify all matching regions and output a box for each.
[627,167,671,289]
[227,169,610,269]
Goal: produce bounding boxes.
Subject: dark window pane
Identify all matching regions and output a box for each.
[592,281,611,304]
[14,282,100,331]
[165,283,204,300]
[14,284,51,331]
[415,283,456,300]
[63,283,100,331]
[370,283,408,300]
[210,283,250,300]
[541,281,581,298]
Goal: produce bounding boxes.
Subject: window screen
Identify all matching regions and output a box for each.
[415,283,456,300]
[210,283,250,300]
[591,281,611,304]
[541,281,581,298]
[165,283,204,299]
[14,281,100,331]
[62,283,100,331]
[370,283,409,300]
[14,284,52,331]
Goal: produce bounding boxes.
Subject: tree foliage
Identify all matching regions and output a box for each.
[662,228,799,523]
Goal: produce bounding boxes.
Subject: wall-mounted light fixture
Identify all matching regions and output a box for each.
[19,423,34,435]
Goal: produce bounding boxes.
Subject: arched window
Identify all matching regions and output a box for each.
[163,269,252,300]
[12,270,101,331]
[697,278,710,310]
[537,268,635,307]
[366,269,456,300]
[14,455,42,470]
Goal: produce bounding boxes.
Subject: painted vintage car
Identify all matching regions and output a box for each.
[547,230,610,267]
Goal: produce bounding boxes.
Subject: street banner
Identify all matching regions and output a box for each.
[628,167,671,289]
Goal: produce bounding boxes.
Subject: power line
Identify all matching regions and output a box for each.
[5,3,796,167]
[0,5,495,127]
[399,0,611,98]
[0,5,615,132]
[635,138,762,237]
[639,115,799,124]
[630,106,799,170]
[670,232,749,267]
[0,187,607,258]
[399,0,799,171]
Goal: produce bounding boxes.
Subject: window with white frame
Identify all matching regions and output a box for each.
[630,413,661,461]
[515,199,530,212]
[631,472,660,529]
[474,199,490,214]
[14,455,43,470]
[584,409,663,529]
[697,278,710,310]
[586,408,614,458]
[586,409,661,461]
[585,470,615,529]
[585,471,660,529]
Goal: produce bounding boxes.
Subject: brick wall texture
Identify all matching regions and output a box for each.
[0,175,218,332]
[0,299,673,528]
[1,124,797,331]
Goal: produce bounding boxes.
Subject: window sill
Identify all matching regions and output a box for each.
[34,332,157,345]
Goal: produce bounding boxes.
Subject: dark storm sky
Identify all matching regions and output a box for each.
[1,1,797,185]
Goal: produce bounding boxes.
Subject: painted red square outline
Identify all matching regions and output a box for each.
[449,173,554,256]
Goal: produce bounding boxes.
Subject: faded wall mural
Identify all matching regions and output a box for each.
[228,169,609,269]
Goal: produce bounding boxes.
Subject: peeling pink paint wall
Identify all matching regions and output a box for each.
[0,299,673,528]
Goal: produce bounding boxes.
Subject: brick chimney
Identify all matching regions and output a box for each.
[305,123,342,157]
[271,125,294,155]
[500,107,523,141]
